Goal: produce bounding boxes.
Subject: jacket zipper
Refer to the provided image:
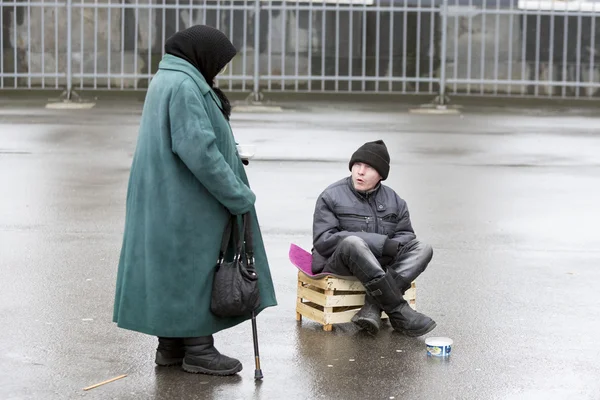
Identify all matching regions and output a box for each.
[339,213,368,219]
[364,193,379,233]
[371,201,379,233]
[339,213,370,231]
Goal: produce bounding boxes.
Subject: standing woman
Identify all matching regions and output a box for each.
[113,25,277,376]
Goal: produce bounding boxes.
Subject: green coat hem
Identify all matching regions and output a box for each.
[114,301,278,338]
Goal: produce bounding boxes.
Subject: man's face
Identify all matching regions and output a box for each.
[351,162,382,191]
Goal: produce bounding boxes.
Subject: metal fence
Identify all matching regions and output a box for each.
[2,0,600,100]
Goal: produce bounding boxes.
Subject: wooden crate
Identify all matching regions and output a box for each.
[295,271,417,331]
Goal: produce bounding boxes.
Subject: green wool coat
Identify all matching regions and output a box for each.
[113,54,277,337]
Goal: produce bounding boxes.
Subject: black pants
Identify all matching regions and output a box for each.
[322,236,433,286]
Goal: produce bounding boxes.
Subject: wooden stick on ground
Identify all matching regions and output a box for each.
[83,374,128,391]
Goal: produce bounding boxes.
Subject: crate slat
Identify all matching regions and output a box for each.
[297,285,327,306]
[297,301,326,325]
[298,271,365,291]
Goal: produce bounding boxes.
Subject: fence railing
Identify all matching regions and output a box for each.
[2,0,600,100]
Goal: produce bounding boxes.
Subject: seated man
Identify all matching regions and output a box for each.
[311,140,436,337]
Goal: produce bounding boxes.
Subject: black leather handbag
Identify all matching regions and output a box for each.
[210,212,261,318]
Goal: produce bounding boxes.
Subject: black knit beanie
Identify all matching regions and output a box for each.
[348,140,390,180]
[164,25,237,119]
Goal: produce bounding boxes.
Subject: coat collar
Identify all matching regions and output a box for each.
[158,54,224,110]
[345,176,382,200]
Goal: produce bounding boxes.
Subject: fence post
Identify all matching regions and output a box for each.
[251,0,262,102]
[437,0,449,105]
[65,0,73,100]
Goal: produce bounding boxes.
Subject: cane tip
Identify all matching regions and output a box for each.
[254,369,263,380]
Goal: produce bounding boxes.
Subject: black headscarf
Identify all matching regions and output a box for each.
[164,25,237,120]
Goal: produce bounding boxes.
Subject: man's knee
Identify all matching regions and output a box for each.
[421,242,433,263]
[407,238,432,256]
[406,239,434,270]
[336,236,375,264]
[416,242,433,279]
[338,236,369,254]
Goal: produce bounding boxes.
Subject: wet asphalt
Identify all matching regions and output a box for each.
[0,97,599,400]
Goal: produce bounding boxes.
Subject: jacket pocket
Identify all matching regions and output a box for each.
[335,207,370,232]
[381,213,398,222]
[379,213,399,236]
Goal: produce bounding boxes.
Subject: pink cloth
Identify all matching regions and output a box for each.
[288,243,355,279]
[289,243,314,276]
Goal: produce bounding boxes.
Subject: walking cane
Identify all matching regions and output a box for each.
[251,311,263,380]
[243,212,262,380]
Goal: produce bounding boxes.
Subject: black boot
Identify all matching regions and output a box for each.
[351,295,382,335]
[182,336,243,376]
[364,272,436,337]
[155,337,185,366]
[389,269,412,295]
[396,277,412,295]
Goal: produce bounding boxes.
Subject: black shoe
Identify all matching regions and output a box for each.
[155,337,185,366]
[389,302,437,337]
[351,295,382,335]
[182,336,243,376]
[364,272,436,337]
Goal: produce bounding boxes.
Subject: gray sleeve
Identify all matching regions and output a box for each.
[391,201,417,246]
[312,193,388,258]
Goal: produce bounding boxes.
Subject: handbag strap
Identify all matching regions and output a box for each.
[242,212,254,264]
[219,213,254,264]
[218,215,239,262]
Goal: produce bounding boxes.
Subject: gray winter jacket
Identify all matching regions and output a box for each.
[311,177,416,274]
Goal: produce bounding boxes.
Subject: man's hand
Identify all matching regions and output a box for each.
[377,239,400,267]
[383,238,400,258]
[377,255,394,267]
